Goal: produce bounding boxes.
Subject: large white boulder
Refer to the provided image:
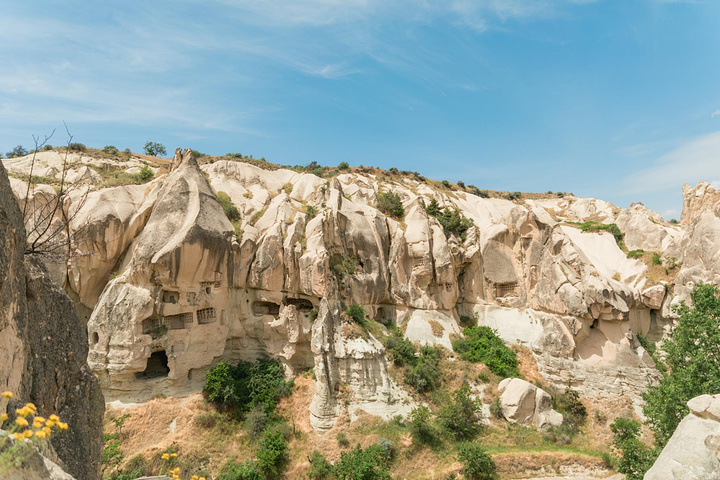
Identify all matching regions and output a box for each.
[498,378,563,430]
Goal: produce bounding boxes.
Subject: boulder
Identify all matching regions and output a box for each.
[645,394,720,479]
[498,378,563,429]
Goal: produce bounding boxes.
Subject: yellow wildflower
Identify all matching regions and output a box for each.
[0,413,7,422]
[34,416,46,423]
[170,453,178,458]
[35,430,47,439]
[191,476,199,480]
[45,419,56,428]
[58,422,68,430]
[12,432,22,440]
[16,407,30,417]
[23,429,33,439]
[16,417,28,427]
[1,391,12,398]
[199,477,206,480]
[173,467,181,474]
[42,426,51,436]
[161,453,170,460]
[25,403,37,412]
[49,414,60,422]
[173,476,179,480]
[33,421,43,429]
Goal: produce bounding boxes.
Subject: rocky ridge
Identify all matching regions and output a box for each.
[5,149,719,432]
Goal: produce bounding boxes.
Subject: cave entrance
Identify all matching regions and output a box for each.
[135,350,170,379]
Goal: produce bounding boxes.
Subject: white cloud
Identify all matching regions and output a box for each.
[621,131,720,195]
[712,109,720,118]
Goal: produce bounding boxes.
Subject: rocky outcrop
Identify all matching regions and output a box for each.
[0,162,104,480]
[498,378,563,430]
[645,394,720,479]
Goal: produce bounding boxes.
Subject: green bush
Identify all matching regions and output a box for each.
[103,145,120,155]
[439,385,484,440]
[422,198,474,240]
[333,444,392,480]
[217,192,241,222]
[337,432,350,447]
[377,191,404,219]
[137,165,154,182]
[552,387,587,426]
[346,303,366,325]
[42,144,53,151]
[651,252,662,265]
[244,405,269,439]
[256,428,288,479]
[329,254,359,278]
[441,180,452,189]
[217,460,263,480]
[457,181,465,190]
[307,451,334,479]
[306,204,317,218]
[338,161,350,170]
[5,145,27,158]
[457,443,497,480]
[68,142,86,152]
[203,358,292,416]
[569,221,624,245]
[643,284,720,447]
[505,191,522,201]
[408,406,437,445]
[383,329,417,366]
[405,345,442,393]
[452,326,519,378]
[610,418,656,480]
[626,249,645,259]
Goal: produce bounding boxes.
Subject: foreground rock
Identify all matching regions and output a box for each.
[0,162,104,480]
[498,378,563,430]
[644,394,720,479]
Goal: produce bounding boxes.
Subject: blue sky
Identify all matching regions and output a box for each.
[2,0,720,218]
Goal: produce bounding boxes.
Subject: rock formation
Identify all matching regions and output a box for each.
[498,378,563,430]
[0,161,104,480]
[645,394,720,479]
[7,148,720,431]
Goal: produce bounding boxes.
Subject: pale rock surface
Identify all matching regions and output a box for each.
[498,378,563,429]
[645,394,720,480]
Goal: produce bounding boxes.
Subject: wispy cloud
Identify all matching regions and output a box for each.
[621,130,720,195]
[712,109,720,118]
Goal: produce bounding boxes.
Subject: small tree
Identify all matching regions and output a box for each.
[457,443,497,480]
[610,418,656,480]
[377,191,404,219]
[5,145,28,158]
[144,141,167,157]
[439,385,484,440]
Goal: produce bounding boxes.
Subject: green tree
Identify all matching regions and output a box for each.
[143,141,167,157]
[643,283,720,447]
[457,443,497,480]
[439,385,484,440]
[5,145,28,158]
[377,191,404,219]
[610,418,656,480]
[137,165,154,182]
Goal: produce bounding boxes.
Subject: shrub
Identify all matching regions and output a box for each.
[5,145,27,158]
[307,451,334,479]
[337,432,350,447]
[217,192,241,222]
[333,444,392,480]
[377,191,404,219]
[103,145,120,155]
[422,198,474,240]
[194,411,219,429]
[389,167,399,174]
[42,144,53,151]
[203,358,292,415]
[569,221,624,245]
[408,406,437,445]
[383,329,416,366]
[256,429,288,479]
[626,249,645,259]
[306,204,317,218]
[490,397,503,419]
[651,252,662,265]
[137,165,154,182]
[244,405,269,439]
[610,418,656,480]
[441,180,452,189]
[405,345,442,393]
[346,303,366,325]
[329,254,358,278]
[452,326,519,378]
[218,460,263,480]
[457,181,465,190]
[506,191,522,201]
[439,385,484,440]
[468,186,489,198]
[123,148,131,154]
[338,161,350,170]
[68,142,86,152]
[457,443,497,480]
[144,141,166,157]
[552,387,587,426]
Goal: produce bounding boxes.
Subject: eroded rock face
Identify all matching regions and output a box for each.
[11,150,715,430]
[498,378,563,430]
[0,162,104,480]
[645,394,720,479]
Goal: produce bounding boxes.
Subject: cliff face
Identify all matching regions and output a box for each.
[0,162,105,480]
[8,148,719,432]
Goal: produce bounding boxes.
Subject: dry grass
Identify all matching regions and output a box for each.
[429,320,445,337]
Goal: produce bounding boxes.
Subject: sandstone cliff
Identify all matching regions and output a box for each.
[0,161,104,480]
[7,148,718,432]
